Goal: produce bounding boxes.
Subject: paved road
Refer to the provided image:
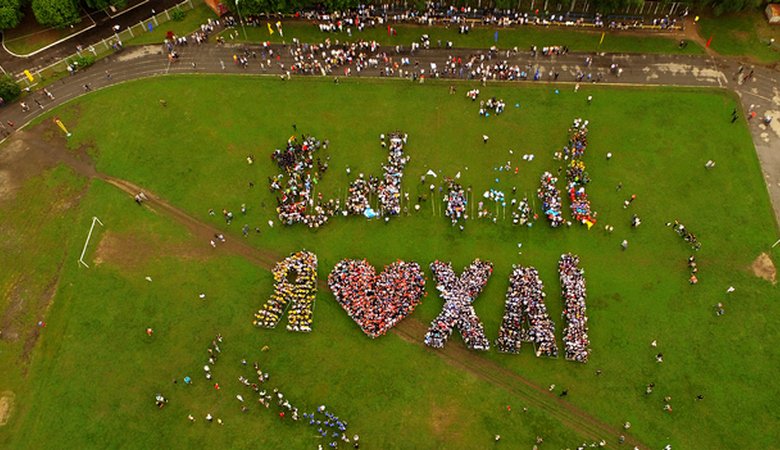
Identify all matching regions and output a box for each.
[1,40,779,227]
[0,0,182,74]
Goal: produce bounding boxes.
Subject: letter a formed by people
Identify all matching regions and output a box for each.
[495,266,558,358]
[254,251,318,332]
[424,259,493,351]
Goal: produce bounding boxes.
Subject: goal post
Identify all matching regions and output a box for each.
[78,216,104,268]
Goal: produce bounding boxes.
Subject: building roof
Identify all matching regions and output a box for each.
[768,4,780,16]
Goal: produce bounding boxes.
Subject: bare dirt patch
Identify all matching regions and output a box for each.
[0,391,14,426]
[0,277,26,342]
[430,401,464,441]
[20,262,64,368]
[751,252,776,284]
[93,230,210,269]
[0,124,96,203]
[115,45,161,63]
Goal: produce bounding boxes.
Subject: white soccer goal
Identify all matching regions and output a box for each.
[78,216,104,268]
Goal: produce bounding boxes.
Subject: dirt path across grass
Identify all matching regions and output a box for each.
[107,174,643,446]
[0,123,643,446]
[5,136,635,447]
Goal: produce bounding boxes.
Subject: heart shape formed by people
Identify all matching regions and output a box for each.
[328,259,426,338]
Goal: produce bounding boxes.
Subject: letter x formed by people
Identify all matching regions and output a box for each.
[424,260,493,351]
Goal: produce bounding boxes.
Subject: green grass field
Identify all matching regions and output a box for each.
[221,21,704,55]
[130,3,219,45]
[698,11,780,63]
[0,76,778,449]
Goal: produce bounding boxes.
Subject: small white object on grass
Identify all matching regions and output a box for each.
[268,220,274,228]
[145,276,152,282]
[606,152,612,160]
[726,286,735,293]
[199,293,206,299]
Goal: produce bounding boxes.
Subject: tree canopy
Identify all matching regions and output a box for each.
[0,0,23,30]
[0,74,22,104]
[32,0,80,28]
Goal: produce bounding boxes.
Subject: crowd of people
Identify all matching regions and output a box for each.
[345,176,375,215]
[444,180,467,227]
[270,135,339,228]
[564,119,597,226]
[532,45,569,57]
[202,334,223,381]
[327,260,426,338]
[496,266,559,358]
[376,133,409,215]
[234,357,360,448]
[303,406,359,448]
[165,20,218,61]
[688,255,699,285]
[479,97,505,116]
[667,220,701,250]
[424,260,493,351]
[301,3,684,35]
[345,133,410,218]
[538,171,564,227]
[511,197,535,227]
[287,39,384,77]
[559,254,591,363]
[253,251,318,332]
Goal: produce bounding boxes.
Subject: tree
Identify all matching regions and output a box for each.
[0,74,21,104]
[0,0,23,30]
[82,0,127,11]
[32,0,80,28]
[591,0,643,13]
[692,0,764,15]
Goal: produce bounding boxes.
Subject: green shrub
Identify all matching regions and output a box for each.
[170,8,185,21]
[0,74,21,104]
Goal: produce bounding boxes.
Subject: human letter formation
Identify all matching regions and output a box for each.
[256,252,591,362]
[254,251,318,332]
